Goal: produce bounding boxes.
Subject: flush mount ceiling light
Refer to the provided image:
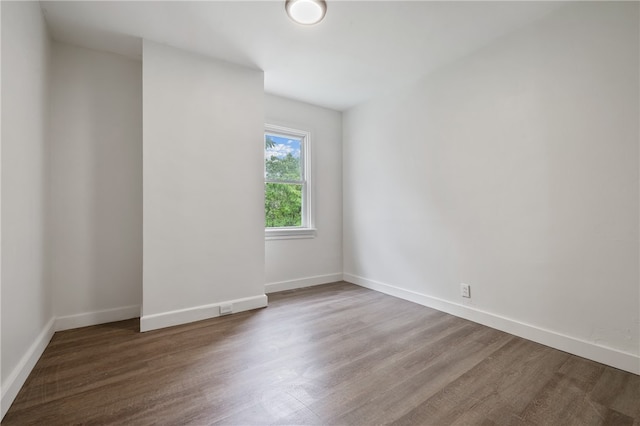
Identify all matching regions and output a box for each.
[285,0,327,25]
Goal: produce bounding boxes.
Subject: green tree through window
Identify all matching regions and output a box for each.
[265,134,303,227]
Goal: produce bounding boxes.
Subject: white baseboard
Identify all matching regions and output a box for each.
[344,273,640,375]
[55,305,141,332]
[140,294,268,332]
[1,317,56,419]
[265,273,343,294]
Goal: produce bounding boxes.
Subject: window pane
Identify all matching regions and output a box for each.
[265,134,302,181]
[265,182,302,227]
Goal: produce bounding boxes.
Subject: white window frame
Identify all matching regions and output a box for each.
[264,123,316,240]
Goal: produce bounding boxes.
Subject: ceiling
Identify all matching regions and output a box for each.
[40,1,564,111]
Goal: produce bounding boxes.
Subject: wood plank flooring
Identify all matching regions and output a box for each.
[3,282,639,425]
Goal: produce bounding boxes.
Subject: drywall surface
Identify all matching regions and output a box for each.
[49,42,142,321]
[265,94,343,291]
[344,2,639,364]
[142,41,265,329]
[1,0,52,413]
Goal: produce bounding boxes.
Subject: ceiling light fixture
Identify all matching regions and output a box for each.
[285,0,327,25]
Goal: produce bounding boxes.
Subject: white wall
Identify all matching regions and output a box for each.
[142,41,266,331]
[49,42,142,329]
[1,1,53,416]
[343,2,639,373]
[265,94,343,292]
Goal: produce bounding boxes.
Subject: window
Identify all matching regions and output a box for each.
[264,124,315,239]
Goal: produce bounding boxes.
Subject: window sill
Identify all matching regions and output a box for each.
[265,227,316,240]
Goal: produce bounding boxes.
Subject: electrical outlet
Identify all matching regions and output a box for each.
[220,304,233,315]
[461,283,471,298]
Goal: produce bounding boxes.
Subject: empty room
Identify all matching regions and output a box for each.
[1,0,638,424]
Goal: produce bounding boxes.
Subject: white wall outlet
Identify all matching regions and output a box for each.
[220,304,233,315]
[461,283,471,298]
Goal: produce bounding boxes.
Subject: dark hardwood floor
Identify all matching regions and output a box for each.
[3,282,639,425]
